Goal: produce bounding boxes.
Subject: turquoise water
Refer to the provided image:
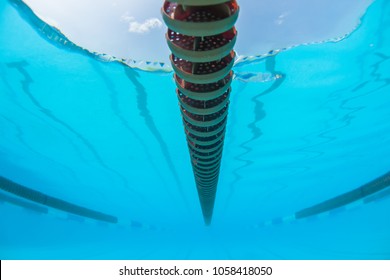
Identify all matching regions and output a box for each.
[1,0,390,259]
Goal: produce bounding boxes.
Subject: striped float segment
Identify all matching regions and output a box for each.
[162,0,239,225]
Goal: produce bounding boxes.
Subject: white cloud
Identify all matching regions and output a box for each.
[121,13,162,34]
[275,12,290,25]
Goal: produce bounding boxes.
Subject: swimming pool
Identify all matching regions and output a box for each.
[1,0,389,259]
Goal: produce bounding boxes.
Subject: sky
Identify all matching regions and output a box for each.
[23,0,373,63]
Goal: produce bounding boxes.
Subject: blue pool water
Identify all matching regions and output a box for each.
[0,0,390,259]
